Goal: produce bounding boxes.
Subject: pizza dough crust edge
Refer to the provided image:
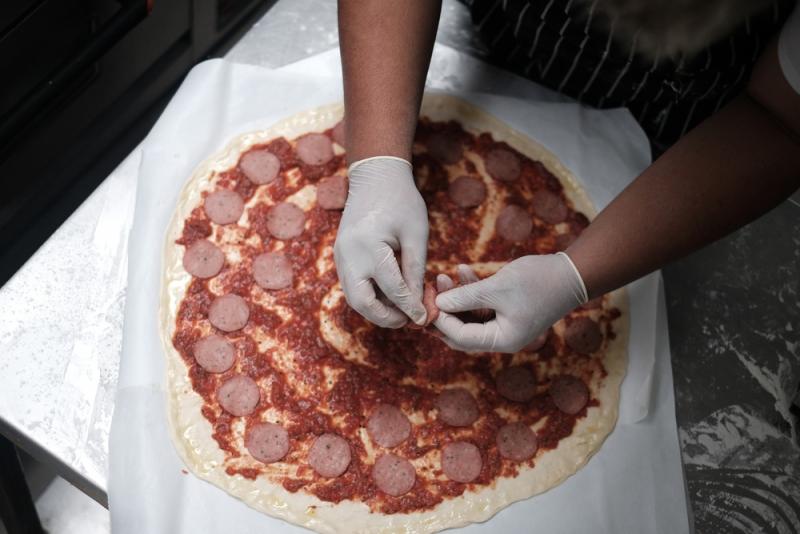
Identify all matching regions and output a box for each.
[159,94,629,534]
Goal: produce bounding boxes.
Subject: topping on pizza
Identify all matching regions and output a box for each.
[164,100,625,532]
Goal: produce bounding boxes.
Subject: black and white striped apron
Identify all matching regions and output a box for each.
[467,0,795,153]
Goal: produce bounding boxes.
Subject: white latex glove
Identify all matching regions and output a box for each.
[433,252,588,353]
[334,156,429,328]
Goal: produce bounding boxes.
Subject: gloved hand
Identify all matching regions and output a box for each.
[433,252,588,352]
[435,264,494,321]
[334,156,429,328]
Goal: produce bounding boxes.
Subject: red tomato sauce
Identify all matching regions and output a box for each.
[172,124,620,514]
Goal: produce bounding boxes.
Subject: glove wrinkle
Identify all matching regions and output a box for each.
[335,156,428,326]
[432,254,588,353]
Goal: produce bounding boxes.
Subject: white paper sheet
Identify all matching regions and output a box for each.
[109,51,689,534]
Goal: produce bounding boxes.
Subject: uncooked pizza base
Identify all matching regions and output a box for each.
[159,94,629,533]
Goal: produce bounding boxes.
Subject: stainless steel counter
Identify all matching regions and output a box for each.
[1,0,798,532]
[0,0,485,508]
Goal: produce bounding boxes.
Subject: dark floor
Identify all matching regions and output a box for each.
[665,196,800,533]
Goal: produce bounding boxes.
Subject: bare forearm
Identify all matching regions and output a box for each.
[338,0,441,163]
[568,94,800,298]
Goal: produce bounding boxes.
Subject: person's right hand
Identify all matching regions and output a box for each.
[334,156,429,328]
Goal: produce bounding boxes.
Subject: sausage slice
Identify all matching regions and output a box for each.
[564,317,603,354]
[183,240,224,279]
[550,375,590,415]
[486,148,521,182]
[372,454,416,496]
[448,175,487,208]
[317,175,348,210]
[208,294,250,332]
[367,404,411,448]
[266,202,306,240]
[297,133,334,166]
[246,422,290,463]
[217,375,260,416]
[240,149,280,185]
[496,205,532,242]
[532,189,568,224]
[441,442,482,483]
[309,433,351,478]
[204,190,244,225]
[193,334,235,373]
[496,366,537,403]
[435,388,479,427]
[253,252,293,290]
[496,422,538,461]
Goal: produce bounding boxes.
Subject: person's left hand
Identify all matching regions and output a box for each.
[433,253,588,353]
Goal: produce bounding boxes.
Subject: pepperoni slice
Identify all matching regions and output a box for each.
[332,120,346,147]
[309,433,352,478]
[372,454,416,496]
[441,442,482,483]
[183,240,224,279]
[496,366,537,403]
[435,388,479,427]
[208,294,250,332]
[253,252,293,290]
[486,148,521,182]
[496,205,532,242]
[422,282,439,325]
[266,202,306,240]
[532,189,568,224]
[193,334,235,373]
[427,132,463,164]
[246,422,290,463]
[407,282,439,330]
[204,190,244,225]
[367,404,411,448]
[564,317,603,354]
[550,375,590,415]
[240,149,280,185]
[217,375,260,416]
[317,175,348,210]
[524,330,548,352]
[496,422,538,461]
[448,175,487,208]
[296,133,334,166]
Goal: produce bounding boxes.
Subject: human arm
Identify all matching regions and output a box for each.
[338,0,442,162]
[568,39,800,298]
[333,0,442,327]
[435,38,800,352]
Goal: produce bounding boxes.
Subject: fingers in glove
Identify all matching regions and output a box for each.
[434,276,495,313]
[428,321,479,353]
[436,332,475,353]
[399,243,428,323]
[433,311,503,352]
[457,264,480,284]
[454,265,495,322]
[372,244,427,325]
[346,277,408,329]
[436,274,455,292]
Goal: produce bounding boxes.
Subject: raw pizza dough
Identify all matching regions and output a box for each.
[160,93,628,533]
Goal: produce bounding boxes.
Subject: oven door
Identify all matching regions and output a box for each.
[0,0,274,286]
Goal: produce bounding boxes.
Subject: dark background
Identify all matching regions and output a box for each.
[0,0,275,286]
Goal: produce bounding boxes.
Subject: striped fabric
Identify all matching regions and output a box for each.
[468,0,795,153]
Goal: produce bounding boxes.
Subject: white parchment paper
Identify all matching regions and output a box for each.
[109,50,689,534]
